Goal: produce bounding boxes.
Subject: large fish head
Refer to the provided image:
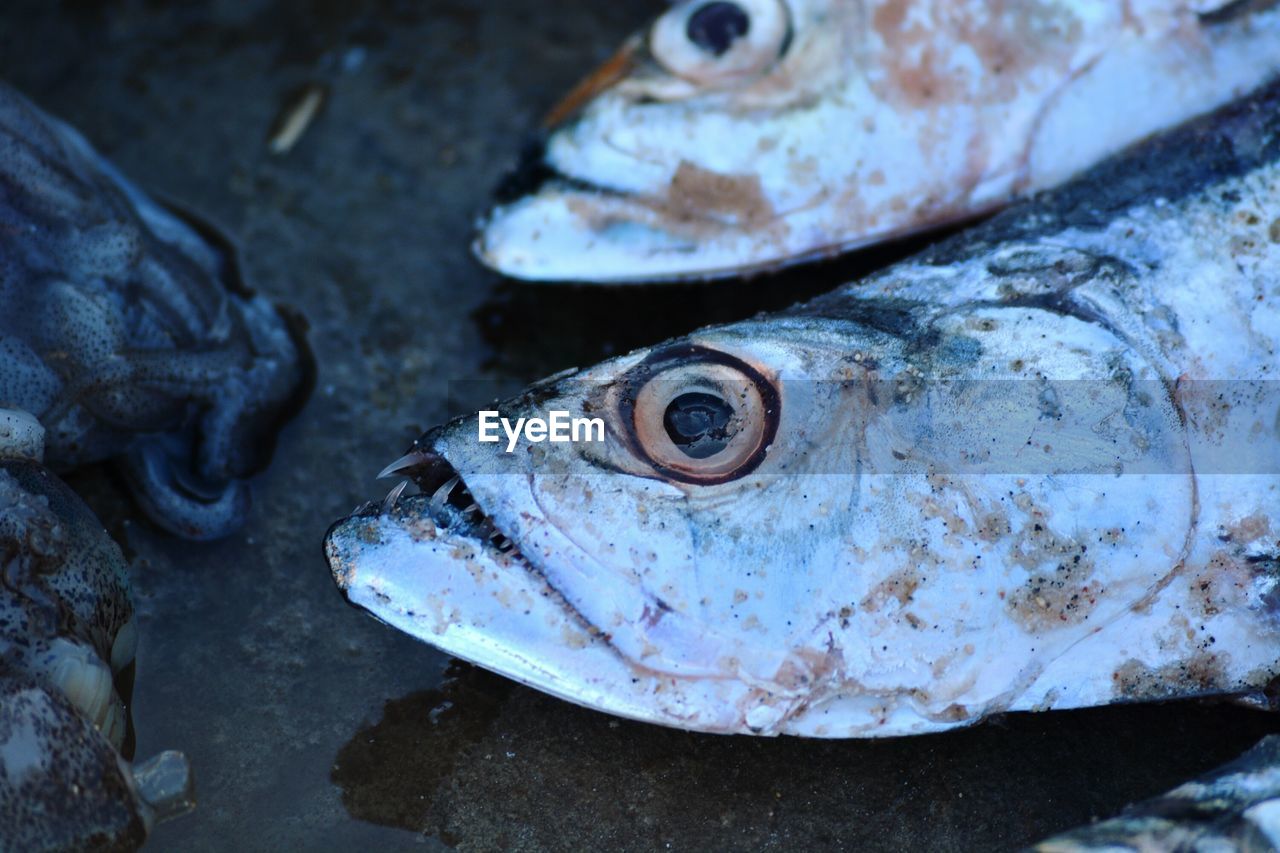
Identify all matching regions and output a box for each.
[476,0,869,281]
[327,298,1202,736]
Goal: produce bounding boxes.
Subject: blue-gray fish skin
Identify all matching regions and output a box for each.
[329,76,1280,739]
[0,82,313,540]
[0,451,192,851]
[1032,735,1280,851]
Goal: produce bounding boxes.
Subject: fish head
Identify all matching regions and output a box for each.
[328,298,1200,736]
[477,0,1280,282]
[476,0,871,281]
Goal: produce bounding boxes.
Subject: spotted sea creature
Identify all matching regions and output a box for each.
[0,80,311,848]
[477,0,1280,281]
[331,77,1280,737]
[1,410,193,852]
[0,81,313,540]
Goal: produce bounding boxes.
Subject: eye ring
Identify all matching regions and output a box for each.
[616,344,779,485]
[648,0,792,88]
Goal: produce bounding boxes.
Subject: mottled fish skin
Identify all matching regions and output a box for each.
[329,77,1280,737]
[477,0,1280,282]
[1032,735,1280,851]
[0,82,314,540]
[0,433,193,851]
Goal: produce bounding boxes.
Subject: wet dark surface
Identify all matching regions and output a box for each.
[2,2,1278,850]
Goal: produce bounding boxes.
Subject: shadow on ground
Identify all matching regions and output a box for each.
[332,665,1280,851]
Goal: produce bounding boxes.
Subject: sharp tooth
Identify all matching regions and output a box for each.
[429,474,461,511]
[462,503,480,514]
[381,480,409,514]
[377,450,430,480]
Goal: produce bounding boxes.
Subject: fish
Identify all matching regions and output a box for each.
[475,0,1280,282]
[0,81,314,540]
[329,76,1280,738]
[0,410,193,851]
[1033,735,1280,850]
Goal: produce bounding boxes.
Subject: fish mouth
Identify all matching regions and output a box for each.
[323,444,782,734]
[476,183,759,283]
[476,142,901,283]
[378,446,522,556]
[325,445,619,691]
[477,137,761,283]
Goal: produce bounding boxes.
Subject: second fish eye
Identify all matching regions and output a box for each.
[648,0,791,87]
[686,2,751,57]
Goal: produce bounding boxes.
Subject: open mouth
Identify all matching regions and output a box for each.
[373,446,519,556]
[329,441,656,681]
[322,439,838,735]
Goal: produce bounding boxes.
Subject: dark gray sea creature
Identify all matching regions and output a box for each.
[1,412,192,852]
[0,81,312,540]
[0,80,311,849]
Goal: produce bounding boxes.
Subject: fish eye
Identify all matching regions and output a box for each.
[619,345,779,485]
[649,0,791,87]
[686,3,750,56]
[664,391,734,458]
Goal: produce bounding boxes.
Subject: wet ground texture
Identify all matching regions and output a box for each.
[2,2,1279,850]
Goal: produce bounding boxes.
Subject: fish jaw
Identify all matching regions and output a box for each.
[324,465,977,737]
[326,496,768,734]
[473,84,937,282]
[476,184,860,283]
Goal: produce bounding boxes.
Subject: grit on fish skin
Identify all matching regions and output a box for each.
[329,77,1280,738]
[477,0,1280,281]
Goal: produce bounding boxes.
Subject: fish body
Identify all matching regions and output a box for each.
[477,0,1280,282]
[0,417,192,851]
[330,79,1280,736]
[0,82,313,540]
[1033,735,1280,850]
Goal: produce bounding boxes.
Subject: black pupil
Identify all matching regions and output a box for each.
[686,2,750,57]
[663,392,735,459]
